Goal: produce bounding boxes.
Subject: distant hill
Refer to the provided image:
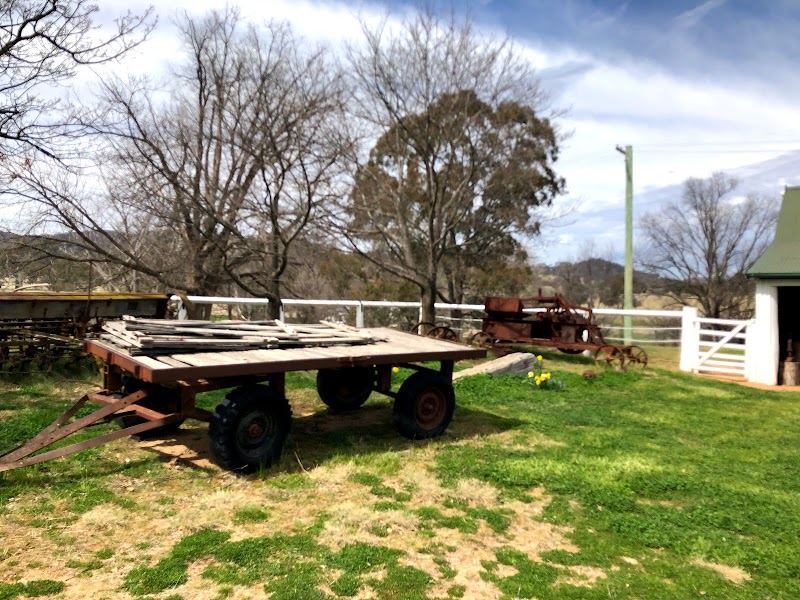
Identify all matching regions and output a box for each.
[535,258,665,307]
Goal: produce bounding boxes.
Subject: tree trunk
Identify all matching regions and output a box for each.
[419,281,437,332]
[266,278,282,320]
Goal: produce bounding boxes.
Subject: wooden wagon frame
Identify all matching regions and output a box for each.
[0,328,485,473]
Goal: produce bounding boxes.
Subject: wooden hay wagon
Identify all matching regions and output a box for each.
[0,319,485,474]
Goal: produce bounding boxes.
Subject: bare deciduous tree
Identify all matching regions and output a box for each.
[0,0,154,163]
[342,8,565,324]
[639,172,778,318]
[15,9,348,314]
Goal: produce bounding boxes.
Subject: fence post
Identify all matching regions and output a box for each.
[679,306,698,372]
[744,318,756,381]
[356,303,364,328]
[171,296,187,320]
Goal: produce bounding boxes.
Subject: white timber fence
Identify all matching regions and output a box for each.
[678,307,754,379]
[171,295,684,346]
[172,296,761,376]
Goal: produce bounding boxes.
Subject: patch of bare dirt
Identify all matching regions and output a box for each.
[1,432,605,599]
[555,564,608,588]
[692,558,752,584]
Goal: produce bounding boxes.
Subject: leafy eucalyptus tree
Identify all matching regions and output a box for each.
[343,8,564,323]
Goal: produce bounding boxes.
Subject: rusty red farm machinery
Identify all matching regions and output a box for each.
[467,294,647,370]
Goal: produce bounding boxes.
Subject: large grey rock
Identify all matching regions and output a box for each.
[453,352,536,380]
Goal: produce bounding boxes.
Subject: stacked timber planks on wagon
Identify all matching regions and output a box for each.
[100,318,385,355]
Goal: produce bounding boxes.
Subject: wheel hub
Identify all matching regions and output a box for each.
[416,389,446,429]
[236,411,274,456]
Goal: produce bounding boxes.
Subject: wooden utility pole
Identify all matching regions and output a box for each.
[616,145,633,346]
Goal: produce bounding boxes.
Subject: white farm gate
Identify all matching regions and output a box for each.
[679,307,754,379]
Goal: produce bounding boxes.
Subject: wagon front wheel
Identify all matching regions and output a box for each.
[209,385,292,473]
[114,379,186,438]
[393,372,455,440]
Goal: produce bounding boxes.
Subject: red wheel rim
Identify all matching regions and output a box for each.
[415,388,447,429]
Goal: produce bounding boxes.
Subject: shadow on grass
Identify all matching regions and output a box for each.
[0,399,525,483]
[145,401,525,475]
[284,402,525,470]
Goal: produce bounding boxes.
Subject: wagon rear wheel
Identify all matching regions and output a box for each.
[393,371,455,440]
[317,367,374,412]
[209,385,292,473]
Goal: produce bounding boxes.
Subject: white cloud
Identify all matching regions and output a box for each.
[673,0,729,30]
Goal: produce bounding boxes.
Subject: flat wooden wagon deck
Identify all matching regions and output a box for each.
[0,326,486,473]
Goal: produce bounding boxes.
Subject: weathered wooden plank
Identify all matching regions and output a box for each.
[132,355,174,370]
[169,353,245,367]
[155,356,194,368]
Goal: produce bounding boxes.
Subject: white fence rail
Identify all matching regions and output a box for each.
[172,295,760,377]
[172,295,683,343]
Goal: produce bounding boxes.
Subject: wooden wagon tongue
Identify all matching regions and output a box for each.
[0,389,183,473]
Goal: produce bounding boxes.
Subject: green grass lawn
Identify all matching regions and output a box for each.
[0,350,798,599]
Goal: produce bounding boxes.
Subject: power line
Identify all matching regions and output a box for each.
[639,148,800,155]
[635,140,800,148]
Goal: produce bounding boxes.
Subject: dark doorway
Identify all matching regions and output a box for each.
[778,287,800,361]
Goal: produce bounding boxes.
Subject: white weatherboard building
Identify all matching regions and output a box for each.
[746,186,800,385]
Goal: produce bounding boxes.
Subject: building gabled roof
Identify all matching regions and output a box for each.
[747,186,800,279]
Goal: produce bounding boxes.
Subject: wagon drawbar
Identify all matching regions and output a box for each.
[0,326,485,474]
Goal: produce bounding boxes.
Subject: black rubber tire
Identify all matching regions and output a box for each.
[316,367,374,412]
[393,371,455,440]
[114,379,186,438]
[208,385,292,473]
[557,348,585,355]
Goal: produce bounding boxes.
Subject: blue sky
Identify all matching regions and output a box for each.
[103,0,800,264]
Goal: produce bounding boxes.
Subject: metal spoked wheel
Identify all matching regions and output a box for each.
[557,347,585,355]
[594,344,623,370]
[623,345,648,369]
[410,322,438,335]
[468,331,494,348]
[426,326,458,341]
